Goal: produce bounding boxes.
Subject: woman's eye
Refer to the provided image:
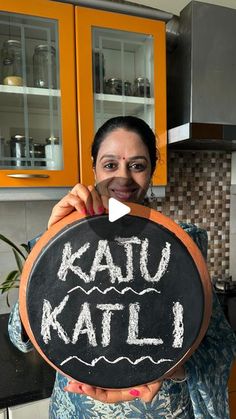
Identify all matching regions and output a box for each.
[103,162,117,170]
[129,163,146,171]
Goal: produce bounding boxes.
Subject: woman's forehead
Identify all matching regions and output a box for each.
[98,128,149,155]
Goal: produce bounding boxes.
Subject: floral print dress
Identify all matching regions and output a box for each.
[8,224,236,418]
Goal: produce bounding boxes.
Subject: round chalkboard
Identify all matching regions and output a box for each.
[19,204,212,389]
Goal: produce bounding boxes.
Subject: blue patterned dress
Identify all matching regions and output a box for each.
[8,224,236,418]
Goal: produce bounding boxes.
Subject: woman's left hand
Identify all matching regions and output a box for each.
[64,381,162,403]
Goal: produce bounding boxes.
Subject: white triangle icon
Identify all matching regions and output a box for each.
[108,198,131,222]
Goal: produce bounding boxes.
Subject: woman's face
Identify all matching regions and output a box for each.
[94,128,152,203]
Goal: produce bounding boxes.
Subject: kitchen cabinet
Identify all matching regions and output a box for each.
[75,6,167,186]
[0,0,78,187]
[0,2,166,189]
[8,398,49,419]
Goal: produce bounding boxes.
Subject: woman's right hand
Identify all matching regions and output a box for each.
[48,183,106,228]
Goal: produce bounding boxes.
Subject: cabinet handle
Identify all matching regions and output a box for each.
[7,173,50,179]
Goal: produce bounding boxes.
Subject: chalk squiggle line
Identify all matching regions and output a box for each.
[67,286,160,295]
[60,355,172,367]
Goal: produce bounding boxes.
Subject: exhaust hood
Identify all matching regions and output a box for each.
[167,1,236,150]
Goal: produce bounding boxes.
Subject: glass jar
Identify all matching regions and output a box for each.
[133,77,151,97]
[124,80,132,96]
[10,135,33,167]
[45,137,62,169]
[1,39,23,86]
[33,44,56,88]
[105,78,122,95]
[30,143,46,166]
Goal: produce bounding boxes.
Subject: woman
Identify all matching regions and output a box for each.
[9,116,236,418]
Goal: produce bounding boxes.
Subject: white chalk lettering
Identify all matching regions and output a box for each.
[72,302,97,346]
[115,236,141,282]
[127,302,163,345]
[140,240,171,282]
[57,242,90,282]
[172,302,184,348]
[97,304,124,347]
[41,296,70,344]
[90,240,121,283]
[57,237,171,284]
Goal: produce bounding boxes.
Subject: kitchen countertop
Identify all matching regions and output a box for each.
[0,313,55,409]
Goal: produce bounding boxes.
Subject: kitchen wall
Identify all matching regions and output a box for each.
[0,201,55,314]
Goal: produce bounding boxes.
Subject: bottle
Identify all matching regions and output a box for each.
[33,45,56,88]
[45,137,62,169]
[2,40,23,86]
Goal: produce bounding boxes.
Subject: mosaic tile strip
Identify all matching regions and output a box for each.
[151,151,231,280]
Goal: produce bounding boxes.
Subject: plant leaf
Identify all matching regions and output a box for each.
[20,243,30,254]
[0,233,26,259]
[12,249,24,272]
[0,270,20,293]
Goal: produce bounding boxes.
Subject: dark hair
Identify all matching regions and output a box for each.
[91,116,158,175]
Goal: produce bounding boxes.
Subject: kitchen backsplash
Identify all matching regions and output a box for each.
[0,150,233,313]
[151,150,232,280]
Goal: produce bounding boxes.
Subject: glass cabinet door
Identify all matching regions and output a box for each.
[0,1,78,187]
[0,13,61,171]
[92,28,155,132]
[76,7,166,186]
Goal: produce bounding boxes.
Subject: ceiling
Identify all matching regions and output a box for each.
[125,0,236,15]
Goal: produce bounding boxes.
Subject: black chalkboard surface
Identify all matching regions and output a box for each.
[20,205,212,389]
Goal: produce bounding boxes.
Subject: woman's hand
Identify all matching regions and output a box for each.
[48,183,107,228]
[64,381,163,403]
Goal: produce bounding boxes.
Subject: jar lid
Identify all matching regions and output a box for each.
[35,44,56,53]
[11,135,25,141]
[134,77,150,83]
[46,136,59,144]
[4,39,21,48]
[107,78,122,84]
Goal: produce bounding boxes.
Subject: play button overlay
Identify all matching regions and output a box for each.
[108,198,131,222]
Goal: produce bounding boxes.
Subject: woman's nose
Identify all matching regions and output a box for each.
[117,164,131,181]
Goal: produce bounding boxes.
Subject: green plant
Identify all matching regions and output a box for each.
[0,233,30,306]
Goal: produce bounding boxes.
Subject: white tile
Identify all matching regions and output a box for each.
[25,200,55,241]
[0,202,26,253]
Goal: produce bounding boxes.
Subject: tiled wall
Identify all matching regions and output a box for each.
[151,151,232,280]
[0,150,234,313]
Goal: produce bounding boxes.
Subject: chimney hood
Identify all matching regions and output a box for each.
[167,1,236,151]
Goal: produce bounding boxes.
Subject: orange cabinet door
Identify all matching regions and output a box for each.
[0,0,78,187]
[75,6,167,186]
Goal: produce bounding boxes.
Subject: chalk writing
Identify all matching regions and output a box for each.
[60,355,173,367]
[67,286,161,295]
[41,296,184,348]
[57,237,171,284]
[172,302,184,348]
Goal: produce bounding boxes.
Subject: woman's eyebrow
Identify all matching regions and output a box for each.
[99,154,148,162]
[99,154,120,162]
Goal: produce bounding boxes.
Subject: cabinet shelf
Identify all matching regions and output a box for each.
[95,93,154,115]
[0,85,60,111]
[95,93,154,104]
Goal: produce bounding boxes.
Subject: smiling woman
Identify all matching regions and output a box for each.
[8,116,236,418]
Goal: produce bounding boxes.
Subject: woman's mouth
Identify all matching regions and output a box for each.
[109,188,137,201]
